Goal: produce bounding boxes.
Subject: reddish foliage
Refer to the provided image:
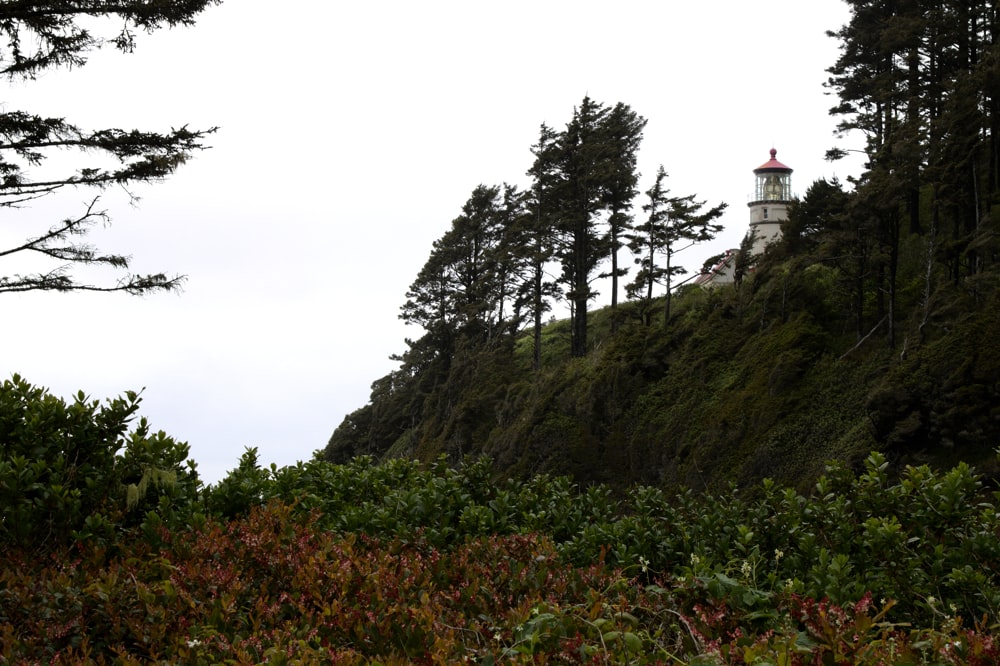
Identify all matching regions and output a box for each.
[2,501,998,664]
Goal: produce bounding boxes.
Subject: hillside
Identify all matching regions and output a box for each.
[323,218,1000,493]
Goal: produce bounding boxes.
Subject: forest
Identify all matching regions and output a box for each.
[6,0,1000,663]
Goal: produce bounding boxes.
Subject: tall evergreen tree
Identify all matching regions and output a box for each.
[400,184,524,350]
[522,123,564,370]
[399,239,457,356]
[490,184,531,344]
[826,0,1000,344]
[626,166,670,316]
[826,0,925,348]
[529,97,646,357]
[557,96,613,357]
[600,103,647,332]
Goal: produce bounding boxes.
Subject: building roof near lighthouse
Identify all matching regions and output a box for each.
[695,248,738,287]
[754,148,792,173]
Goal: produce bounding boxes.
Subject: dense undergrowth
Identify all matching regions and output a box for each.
[3,379,1000,663]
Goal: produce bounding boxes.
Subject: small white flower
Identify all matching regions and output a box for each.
[774,548,784,562]
[927,596,937,606]
[638,556,649,573]
[186,639,202,648]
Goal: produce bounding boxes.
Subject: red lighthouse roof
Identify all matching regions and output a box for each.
[754,148,792,173]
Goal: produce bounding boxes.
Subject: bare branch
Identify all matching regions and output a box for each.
[0,198,108,258]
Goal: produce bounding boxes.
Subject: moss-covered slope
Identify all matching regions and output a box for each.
[325,246,1000,494]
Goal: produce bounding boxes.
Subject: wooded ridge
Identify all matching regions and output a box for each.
[324,1,1000,491]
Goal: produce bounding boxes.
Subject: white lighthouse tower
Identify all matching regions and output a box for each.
[746,148,793,257]
[696,148,795,288]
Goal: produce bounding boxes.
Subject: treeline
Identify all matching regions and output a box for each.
[399,96,725,368]
[818,0,1000,347]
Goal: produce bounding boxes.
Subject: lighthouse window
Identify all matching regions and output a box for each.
[763,207,768,219]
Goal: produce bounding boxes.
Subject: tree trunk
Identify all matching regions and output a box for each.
[532,261,543,371]
[663,248,673,327]
[610,224,619,334]
[572,232,588,357]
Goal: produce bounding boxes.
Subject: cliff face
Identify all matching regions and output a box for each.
[325,238,1000,493]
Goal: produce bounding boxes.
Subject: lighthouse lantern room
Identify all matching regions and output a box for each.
[747,148,793,256]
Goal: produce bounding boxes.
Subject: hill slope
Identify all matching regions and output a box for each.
[323,231,1000,492]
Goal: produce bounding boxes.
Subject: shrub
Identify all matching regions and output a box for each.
[0,374,200,553]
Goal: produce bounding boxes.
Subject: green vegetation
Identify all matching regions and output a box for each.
[0,375,199,551]
[3,395,1000,663]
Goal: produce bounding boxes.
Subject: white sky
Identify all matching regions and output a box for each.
[2,1,866,484]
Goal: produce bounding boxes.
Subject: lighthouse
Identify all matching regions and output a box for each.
[746,148,793,257]
[696,148,794,288]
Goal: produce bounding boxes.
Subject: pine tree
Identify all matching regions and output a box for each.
[600,103,646,332]
[522,123,564,370]
[828,0,933,345]
[400,184,524,349]
[826,0,1000,344]
[626,165,725,325]
[556,96,613,357]
[490,184,531,344]
[530,97,646,356]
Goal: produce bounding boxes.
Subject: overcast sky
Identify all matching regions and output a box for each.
[3,1,867,484]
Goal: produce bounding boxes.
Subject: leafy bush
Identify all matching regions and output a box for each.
[204,449,1000,630]
[0,374,201,552]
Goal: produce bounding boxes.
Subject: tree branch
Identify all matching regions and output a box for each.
[0,270,185,294]
[839,315,888,361]
[0,1,215,296]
